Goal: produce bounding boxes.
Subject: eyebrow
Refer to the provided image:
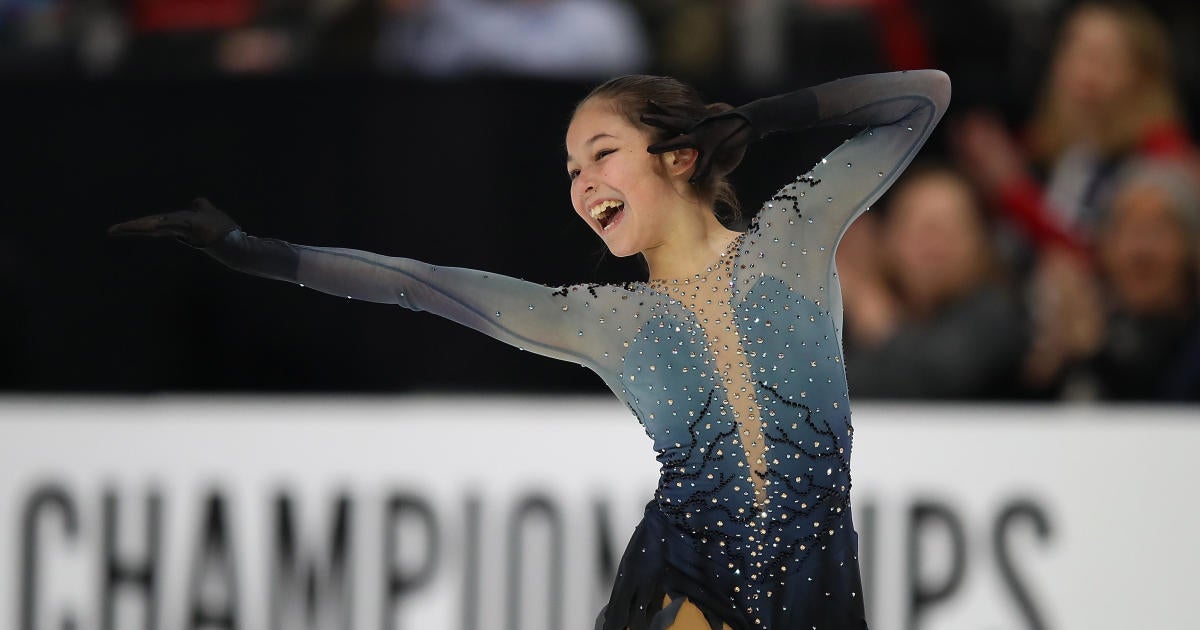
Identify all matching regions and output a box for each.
[566,133,617,162]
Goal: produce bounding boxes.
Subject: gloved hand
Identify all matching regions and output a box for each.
[640,101,754,185]
[108,198,240,248]
[641,83,823,185]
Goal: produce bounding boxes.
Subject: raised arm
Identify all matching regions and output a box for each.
[753,70,950,275]
[109,200,621,371]
[644,70,948,254]
[761,71,949,340]
[643,70,950,338]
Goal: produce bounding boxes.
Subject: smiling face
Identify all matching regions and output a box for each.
[884,170,991,311]
[1100,182,1196,314]
[566,98,685,258]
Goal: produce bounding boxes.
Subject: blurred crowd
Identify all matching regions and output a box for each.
[2,0,1192,90]
[0,0,653,77]
[6,0,1200,401]
[837,1,1200,401]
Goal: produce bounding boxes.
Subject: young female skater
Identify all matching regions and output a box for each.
[111,69,950,630]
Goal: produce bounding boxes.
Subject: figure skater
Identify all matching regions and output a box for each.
[111,69,950,630]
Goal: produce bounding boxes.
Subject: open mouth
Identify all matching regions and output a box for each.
[589,200,625,231]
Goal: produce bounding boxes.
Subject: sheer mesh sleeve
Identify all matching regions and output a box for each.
[743,70,950,337]
[204,231,625,372]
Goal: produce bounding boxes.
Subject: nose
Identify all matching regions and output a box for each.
[574,173,595,197]
[573,167,598,207]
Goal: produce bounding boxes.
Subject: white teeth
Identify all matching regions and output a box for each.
[589,199,623,218]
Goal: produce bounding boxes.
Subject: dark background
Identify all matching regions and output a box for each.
[5,0,1200,395]
[3,76,857,392]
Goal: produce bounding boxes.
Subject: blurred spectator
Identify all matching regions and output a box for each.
[1028,159,1200,400]
[804,0,930,70]
[638,0,729,86]
[1022,246,1106,396]
[377,0,648,79]
[0,0,77,73]
[840,164,1028,399]
[118,0,258,74]
[112,0,371,76]
[954,1,1196,255]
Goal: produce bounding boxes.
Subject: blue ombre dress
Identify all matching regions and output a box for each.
[205,70,950,630]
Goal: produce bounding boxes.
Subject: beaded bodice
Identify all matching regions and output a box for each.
[589,181,859,599]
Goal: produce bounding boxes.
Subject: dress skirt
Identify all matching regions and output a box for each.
[594,500,748,630]
[594,500,869,630]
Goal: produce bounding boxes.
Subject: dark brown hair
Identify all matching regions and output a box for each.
[576,74,743,223]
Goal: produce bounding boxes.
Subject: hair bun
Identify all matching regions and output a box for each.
[697,102,747,182]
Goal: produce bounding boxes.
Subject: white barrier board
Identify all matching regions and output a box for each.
[0,398,1197,630]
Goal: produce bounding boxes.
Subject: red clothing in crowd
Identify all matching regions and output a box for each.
[998,121,1196,255]
[131,0,256,34]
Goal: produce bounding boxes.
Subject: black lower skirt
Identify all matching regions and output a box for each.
[594,501,747,630]
[594,500,869,630]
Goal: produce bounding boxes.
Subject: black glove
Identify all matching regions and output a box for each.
[640,88,819,185]
[108,198,240,248]
[640,101,753,185]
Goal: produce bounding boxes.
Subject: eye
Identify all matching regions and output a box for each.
[568,169,580,180]
[595,148,616,160]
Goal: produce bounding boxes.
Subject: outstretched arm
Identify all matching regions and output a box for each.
[109,200,618,369]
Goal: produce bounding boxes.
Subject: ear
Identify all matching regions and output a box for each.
[661,148,698,179]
